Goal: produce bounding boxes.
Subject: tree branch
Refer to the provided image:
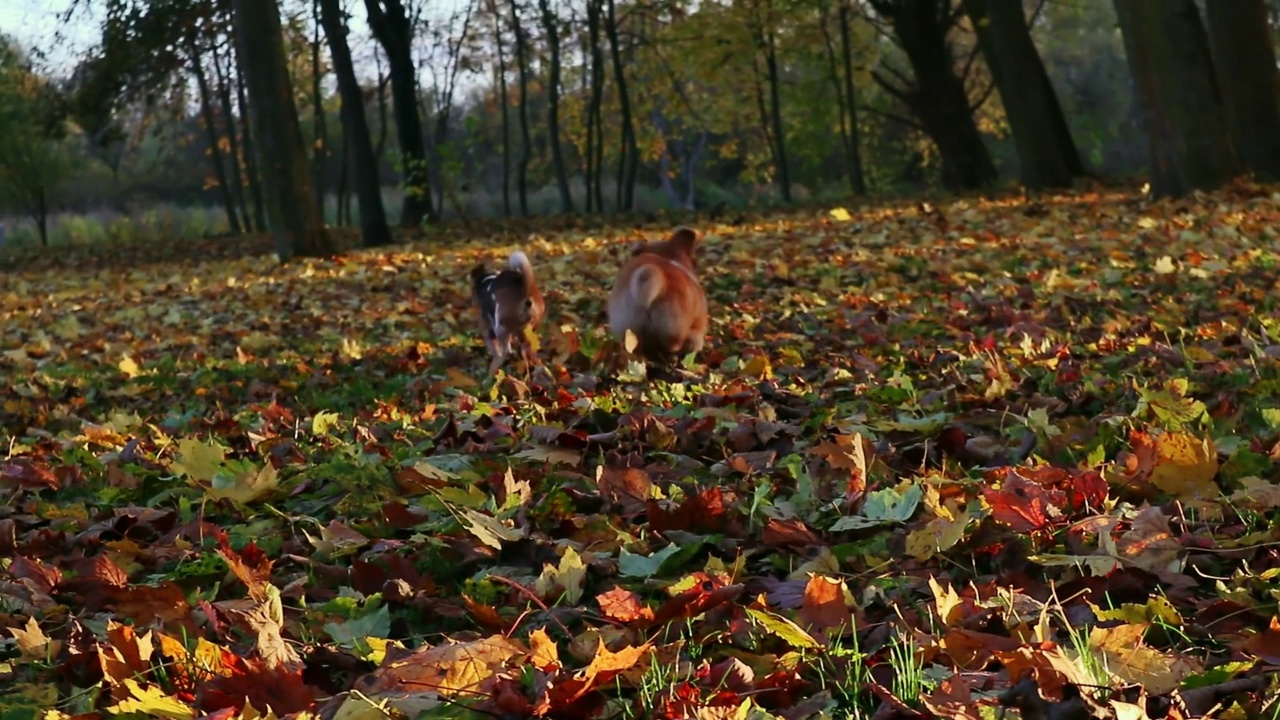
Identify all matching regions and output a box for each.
[968,79,996,113]
[871,67,914,104]
[860,103,923,130]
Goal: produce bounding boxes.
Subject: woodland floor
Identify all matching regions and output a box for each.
[3,183,1280,720]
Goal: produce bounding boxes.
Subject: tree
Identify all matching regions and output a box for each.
[868,0,997,191]
[1113,0,1240,198]
[232,0,333,260]
[604,0,638,211]
[538,0,574,213]
[963,0,1083,189]
[364,0,436,227]
[0,38,74,247]
[817,0,867,195]
[1203,0,1280,181]
[319,0,391,248]
[507,0,533,216]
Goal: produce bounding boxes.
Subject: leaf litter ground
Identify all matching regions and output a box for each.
[4,183,1280,720]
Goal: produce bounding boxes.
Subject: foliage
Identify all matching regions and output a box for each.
[4,184,1280,717]
[0,36,77,245]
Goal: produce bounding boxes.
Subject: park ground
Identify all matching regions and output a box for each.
[3,182,1280,719]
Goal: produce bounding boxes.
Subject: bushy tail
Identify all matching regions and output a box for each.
[629,264,665,309]
[508,251,535,282]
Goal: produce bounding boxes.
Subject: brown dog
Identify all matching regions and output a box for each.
[607,226,708,364]
[470,251,545,365]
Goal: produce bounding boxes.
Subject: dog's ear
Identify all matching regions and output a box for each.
[669,226,699,252]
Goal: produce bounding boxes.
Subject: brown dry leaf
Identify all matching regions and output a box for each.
[922,674,982,720]
[596,466,652,514]
[596,587,655,624]
[8,616,61,660]
[937,628,1022,670]
[353,635,525,699]
[807,432,867,473]
[994,643,1094,698]
[1227,476,1280,510]
[1116,505,1182,573]
[798,574,853,633]
[1148,432,1219,500]
[1090,622,1202,693]
[528,627,561,672]
[98,620,155,686]
[569,641,653,701]
[1238,615,1280,664]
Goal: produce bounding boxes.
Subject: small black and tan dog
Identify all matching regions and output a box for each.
[470,250,545,368]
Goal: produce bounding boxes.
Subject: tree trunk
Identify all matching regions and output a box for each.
[1113,0,1241,197]
[187,35,243,235]
[488,0,512,217]
[233,38,269,232]
[820,0,866,195]
[754,0,791,203]
[364,0,436,226]
[320,0,392,248]
[538,0,574,213]
[36,186,48,247]
[838,3,866,194]
[605,0,638,211]
[508,0,532,216]
[232,0,332,261]
[964,0,1083,189]
[311,0,329,220]
[585,0,604,212]
[873,0,997,191]
[337,133,350,226]
[210,36,253,230]
[1204,0,1280,180]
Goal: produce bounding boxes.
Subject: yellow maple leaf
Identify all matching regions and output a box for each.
[108,678,195,720]
[170,438,227,483]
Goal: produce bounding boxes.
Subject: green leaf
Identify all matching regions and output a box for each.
[324,604,392,652]
[618,544,682,578]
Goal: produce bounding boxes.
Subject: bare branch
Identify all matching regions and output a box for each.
[968,79,996,112]
[860,103,923,130]
[871,67,914,104]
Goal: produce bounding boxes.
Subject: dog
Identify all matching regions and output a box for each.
[470,250,545,366]
[606,226,708,365]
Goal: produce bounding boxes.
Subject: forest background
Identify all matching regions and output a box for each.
[2,0,1266,251]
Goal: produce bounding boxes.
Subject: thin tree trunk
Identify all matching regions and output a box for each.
[337,134,350,225]
[586,0,606,212]
[1204,0,1280,180]
[1113,0,1241,197]
[36,187,48,247]
[763,23,790,202]
[605,0,637,211]
[311,0,329,221]
[374,50,391,159]
[320,0,391,247]
[210,35,253,229]
[187,35,243,234]
[232,0,332,260]
[539,0,574,213]
[838,2,866,194]
[364,0,436,226]
[488,0,512,217]
[233,37,268,231]
[508,0,532,216]
[963,0,1083,189]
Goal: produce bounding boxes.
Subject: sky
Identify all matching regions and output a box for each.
[0,0,97,72]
